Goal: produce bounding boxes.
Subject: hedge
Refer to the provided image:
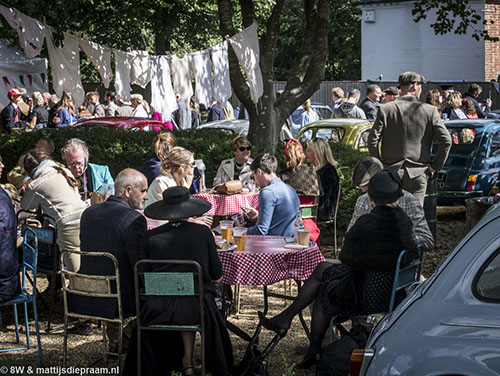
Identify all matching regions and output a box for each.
[0,127,366,229]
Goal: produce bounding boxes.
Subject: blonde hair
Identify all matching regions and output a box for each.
[131,94,150,114]
[306,138,338,168]
[230,135,252,151]
[152,132,177,161]
[302,99,311,112]
[285,141,305,171]
[32,91,44,107]
[445,91,462,109]
[160,146,194,175]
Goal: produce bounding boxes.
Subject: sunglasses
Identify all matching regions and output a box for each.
[238,146,252,152]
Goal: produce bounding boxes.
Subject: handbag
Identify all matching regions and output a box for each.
[213,180,243,194]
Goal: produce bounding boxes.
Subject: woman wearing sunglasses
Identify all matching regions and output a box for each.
[213,135,253,187]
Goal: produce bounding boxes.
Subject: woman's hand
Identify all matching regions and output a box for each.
[193,215,213,228]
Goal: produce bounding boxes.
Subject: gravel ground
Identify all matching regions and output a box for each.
[0,206,468,375]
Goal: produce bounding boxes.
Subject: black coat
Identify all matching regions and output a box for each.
[317,163,340,221]
[67,196,147,318]
[1,102,26,133]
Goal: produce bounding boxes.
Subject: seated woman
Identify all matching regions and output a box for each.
[259,170,418,368]
[145,147,195,207]
[443,92,468,120]
[278,139,321,242]
[124,186,234,376]
[139,132,177,186]
[305,138,340,221]
[213,135,253,187]
[56,91,78,127]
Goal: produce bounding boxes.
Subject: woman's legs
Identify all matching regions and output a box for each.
[181,331,195,374]
[262,262,331,331]
[308,298,333,354]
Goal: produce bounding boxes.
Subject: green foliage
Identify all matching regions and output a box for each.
[0,128,363,229]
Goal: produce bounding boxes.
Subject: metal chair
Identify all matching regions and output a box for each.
[60,250,124,367]
[0,227,44,365]
[317,185,342,256]
[134,260,206,376]
[328,245,425,343]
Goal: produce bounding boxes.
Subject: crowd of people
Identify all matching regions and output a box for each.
[0,70,457,374]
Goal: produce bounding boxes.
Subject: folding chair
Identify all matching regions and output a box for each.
[134,260,206,376]
[317,185,342,256]
[328,245,425,343]
[60,250,124,367]
[0,227,44,365]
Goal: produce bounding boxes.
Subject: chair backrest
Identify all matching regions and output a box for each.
[298,195,319,219]
[134,259,205,328]
[21,226,38,295]
[388,245,425,312]
[59,250,122,322]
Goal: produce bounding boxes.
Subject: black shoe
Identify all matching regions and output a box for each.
[68,321,92,335]
[257,312,288,337]
[297,351,321,369]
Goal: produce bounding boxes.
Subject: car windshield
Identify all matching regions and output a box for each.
[300,127,345,142]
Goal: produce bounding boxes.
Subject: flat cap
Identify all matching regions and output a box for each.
[398,71,426,86]
[352,157,384,188]
[383,86,399,96]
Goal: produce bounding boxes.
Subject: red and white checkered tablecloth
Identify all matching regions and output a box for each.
[192,193,259,217]
[217,235,325,286]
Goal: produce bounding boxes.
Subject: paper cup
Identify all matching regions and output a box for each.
[297,229,311,246]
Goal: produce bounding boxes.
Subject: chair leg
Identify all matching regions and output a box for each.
[13,304,19,343]
[103,321,108,366]
[137,327,141,376]
[333,219,338,258]
[23,302,30,349]
[46,272,58,332]
[63,314,68,367]
[118,322,123,367]
[200,329,206,376]
[32,299,44,366]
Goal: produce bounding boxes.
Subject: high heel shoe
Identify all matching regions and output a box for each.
[257,311,288,337]
[296,351,321,369]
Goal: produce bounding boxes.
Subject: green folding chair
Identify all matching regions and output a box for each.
[134,259,206,376]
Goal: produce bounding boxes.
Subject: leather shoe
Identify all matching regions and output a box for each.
[297,351,321,369]
[257,311,288,337]
[67,321,92,335]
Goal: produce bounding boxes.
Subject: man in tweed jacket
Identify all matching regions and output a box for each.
[368,72,452,205]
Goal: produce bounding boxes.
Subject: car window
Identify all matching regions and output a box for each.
[489,131,500,156]
[357,130,371,149]
[448,128,476,145]
[474,249,500,301]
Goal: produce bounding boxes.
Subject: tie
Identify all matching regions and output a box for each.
[14,107,19,123]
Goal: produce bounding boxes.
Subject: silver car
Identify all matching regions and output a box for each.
[197,119,292,140]
[357,203,500,375]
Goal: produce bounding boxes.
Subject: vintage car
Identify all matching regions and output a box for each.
[295,118,374,152]
[354,201,500,376]
[197,119,293,140]
[432,119,500,205]
[75,117,171,132]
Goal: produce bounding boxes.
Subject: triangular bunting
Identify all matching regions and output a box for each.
[27,74,32,86]
[2,77,10,87]
[19,75,25,86]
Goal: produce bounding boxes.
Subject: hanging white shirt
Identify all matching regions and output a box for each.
[114,49,132,101]
[130,50,150,88]
[170,54,194,106]
[191,49,214,109]
[228,22,264,105]
[210,41,232,107]
[150,55,177,121]
[45,30,85,106]
[79,38,112,88]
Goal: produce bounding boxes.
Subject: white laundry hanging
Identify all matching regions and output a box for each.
[130,50,150,88]
[79,38,112,88]
[228,21,264,105]
[191,49,214,109]
[45,30,85,106]
[0,5,45,58]
[114,49,132,101]
[210,41,232,107]
[170,54,194,106]
[150,55,177,121]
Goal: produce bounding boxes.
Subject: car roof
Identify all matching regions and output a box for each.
[76,116,164,129]
[444,119,500,128]
[301,118,372,127]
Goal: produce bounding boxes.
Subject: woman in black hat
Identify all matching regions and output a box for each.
[124,187,233,376]
[258,170,419,368]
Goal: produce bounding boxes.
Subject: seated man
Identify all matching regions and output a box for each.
[348,157,434,251]
[61,138,114,201]
[246,153,300,237]
[68,169,148,347]
[0,177,20,303]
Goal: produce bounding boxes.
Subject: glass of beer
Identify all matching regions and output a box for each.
[297,229,311,246]
[220,220,234,243]
[233,227,248,252]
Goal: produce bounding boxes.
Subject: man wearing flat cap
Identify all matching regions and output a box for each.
[348,157,434,251]
[382,86,399,103]
[368,71,452,205]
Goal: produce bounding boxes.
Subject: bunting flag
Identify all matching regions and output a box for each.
[19,75,25,86]
[27,74,32,86]
[41,73,46,84]
[2,77,10,87]
[10,76,20,87]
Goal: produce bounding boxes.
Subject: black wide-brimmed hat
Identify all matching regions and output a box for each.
[368,170,403,205]
[144,186,211,220]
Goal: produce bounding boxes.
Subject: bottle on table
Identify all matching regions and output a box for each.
[294,209,304,243]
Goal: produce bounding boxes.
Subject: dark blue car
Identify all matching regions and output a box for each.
[433,119,500,205]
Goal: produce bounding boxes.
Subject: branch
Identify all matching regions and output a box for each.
[260,0,286,82]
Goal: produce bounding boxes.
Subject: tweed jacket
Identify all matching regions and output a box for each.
[213,157,253,187]
[278,164,321,196]
[368,96,452,178]
[68,196,147,318]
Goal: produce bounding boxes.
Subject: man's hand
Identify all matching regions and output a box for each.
[246,207,258,221]
[426,166,436,174]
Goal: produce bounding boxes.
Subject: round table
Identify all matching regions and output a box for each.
[193,192,259,217]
